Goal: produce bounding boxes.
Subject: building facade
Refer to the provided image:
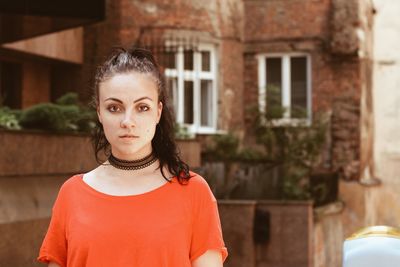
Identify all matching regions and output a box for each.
[4,0,400,266]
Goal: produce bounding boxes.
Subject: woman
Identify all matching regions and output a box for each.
[37,48,228,267]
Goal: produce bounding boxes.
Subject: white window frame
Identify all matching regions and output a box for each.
[165,43,218,134]
[257,52,312,126]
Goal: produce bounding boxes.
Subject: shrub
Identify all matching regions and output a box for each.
[253,110,328,200]
[55,92,80,106]
[174,123,194,139]
[202,133,239,161]
[19,103,68,131]
[213,133,239,159]
[74,107,97,132]
[15,91,97,133]
[0,106,21,130]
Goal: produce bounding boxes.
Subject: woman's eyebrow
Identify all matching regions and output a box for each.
[133,96,153,103]
[104,97,123,103]
[104,96,153,103]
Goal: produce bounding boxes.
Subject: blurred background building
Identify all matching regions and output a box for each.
[1,0,400,266]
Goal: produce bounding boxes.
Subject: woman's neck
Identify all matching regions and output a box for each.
[101,159,160,181]
[108,152,156,170]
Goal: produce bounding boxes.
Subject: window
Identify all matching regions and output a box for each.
[257,53,312,125]
[0,61,22,109]
[164,44,217,133]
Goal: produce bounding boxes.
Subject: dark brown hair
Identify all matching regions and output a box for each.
[91,47,191,184]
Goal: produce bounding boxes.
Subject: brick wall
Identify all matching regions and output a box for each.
[243,0,331,42]
[241,0,366,179]
[82,0,245,135]
[82,0,370,179]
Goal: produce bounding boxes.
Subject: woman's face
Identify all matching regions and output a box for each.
[97,72,163,160]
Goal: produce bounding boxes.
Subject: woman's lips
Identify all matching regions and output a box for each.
[119,135,139,139]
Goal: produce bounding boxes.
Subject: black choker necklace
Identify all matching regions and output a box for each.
[108,152,157,170]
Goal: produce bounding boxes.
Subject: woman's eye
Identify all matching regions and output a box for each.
[138,105,149,112]
[107,105,120,112]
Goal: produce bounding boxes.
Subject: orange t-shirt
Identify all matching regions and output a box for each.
[37,172,228,267]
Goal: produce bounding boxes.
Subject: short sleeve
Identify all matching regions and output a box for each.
[37,187,68,267]
[189,176,228,263]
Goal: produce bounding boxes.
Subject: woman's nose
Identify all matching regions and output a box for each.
[120,111,136,128]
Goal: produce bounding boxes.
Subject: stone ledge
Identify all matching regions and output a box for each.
[314,200,344,221]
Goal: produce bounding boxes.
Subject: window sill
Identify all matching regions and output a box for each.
[181,124,224,135]
[192,127,220,135]
[261,118,312,127]
[314,200,344,221]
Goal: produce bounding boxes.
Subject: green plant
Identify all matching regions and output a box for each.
[254,109,328,200]
[174,123,194,139]
[0,106,21,130]
[19,103,69,131]
[264,84,286,120]
[282,164,311,200]
[55,92,96,131]
[236,147,266,162]
[213,133,240,160]
[17,92,97,133]
[202,132,267,163]
[202,133,239,161]
[74,107,97,132]
[56,92,80,106]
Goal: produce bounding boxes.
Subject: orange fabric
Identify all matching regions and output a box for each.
[37,172,228,267]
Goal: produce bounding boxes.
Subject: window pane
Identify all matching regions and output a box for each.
[184,50,194,70]
[164,51,176,69]
[201,51,211,71]
[200,80,213,126]
[266,58,283,119]
[184,81,194,124]
[290,57,307,118]
[0,61,22,109]
[166,77,178,119]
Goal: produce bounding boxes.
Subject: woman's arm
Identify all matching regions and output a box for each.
[48,262,61,267]
[192,249,223,267]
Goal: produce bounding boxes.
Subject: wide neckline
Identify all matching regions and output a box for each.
[76,173,175,200]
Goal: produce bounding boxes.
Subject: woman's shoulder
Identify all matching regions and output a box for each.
[56,173,83,195]
[181,171,217,207]
[50,174,83,210]
[63,173,83,186]
[184,171,215,198]
[186,171,209,187]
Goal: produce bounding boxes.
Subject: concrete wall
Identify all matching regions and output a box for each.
[219,200,313,267]
[0,131,97,266]
[2,28,84,64]
[342,0,400,249]
[369,0,400,224]
[1,27,84,108]
[313,1,400,266]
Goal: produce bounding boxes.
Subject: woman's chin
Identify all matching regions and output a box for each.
[118,136,139,143]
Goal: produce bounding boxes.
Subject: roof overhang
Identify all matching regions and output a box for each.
[0,0,105,44]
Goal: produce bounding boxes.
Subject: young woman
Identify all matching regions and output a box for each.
[37,48,228,267]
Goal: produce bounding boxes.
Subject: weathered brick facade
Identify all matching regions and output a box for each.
[82,0,374,181]
[83,0,245,139]
[242,0,371,182]
[79,1,381,267]
[0,1,383,266]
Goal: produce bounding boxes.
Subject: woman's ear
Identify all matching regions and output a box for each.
[157,101,163,123]
[97,106,103,124]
